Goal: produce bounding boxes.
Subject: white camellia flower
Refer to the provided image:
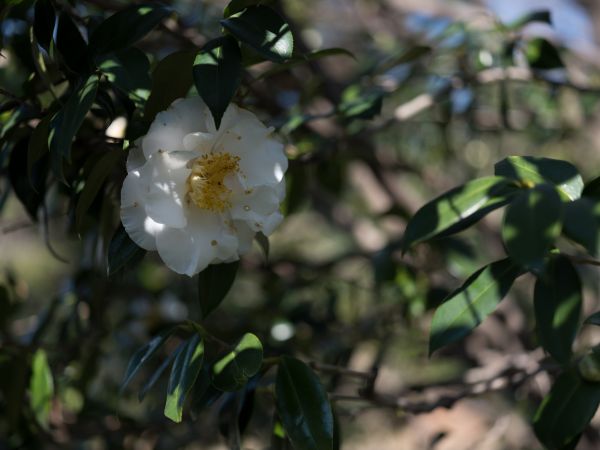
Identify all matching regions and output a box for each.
[120,97,287,276]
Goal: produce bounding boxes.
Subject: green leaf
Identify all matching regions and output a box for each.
[191,364,223,414]
[55,12,90,74]
[403,177,519,251]
[197,261,239,319]
[429,258,523,355]
[143,50,196,123]
[534,256,582,365]
[563,198,600,257]
[582,175,600,199]
[193,36,242,130]
[221,6,293,63]
[584,312,600,327]
[338,89,383,120]
[9,139,45,221]
[121,328,176,393]
[534,369,600,449]
[107,224,146,276]
[75,149,123,231]
[48,74,99,180]
[495,156,583,201]
[224,0,274,17]
[97,48,152,106]
[89,4,172,56]
[29,349,53,429]
[27,115,51,183]
[138,343,181,401]
[276,356,334,450]
[164,334,205,422]
[524,38,564,70]
[212,333,263,392]
[502,184,563,272]
[509,10,552,29]
[33,0,55,51]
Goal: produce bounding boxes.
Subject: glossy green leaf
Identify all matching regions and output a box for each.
[89,4,172,56]
[164,334,205,422]
[212,333,263,392]
[143,50,196,123]
[534,256,582,364]
[495,156,583,201]
[197,261,239,319]
[191,364,223,414]
[224,0,274,17]
[97,48,152,106]
[502,184,562,273]
[403,176,519,251]
[193,36,242,130]
[563,198,600,257]
[48,74,99,179]
[525,38,564,70]
[582,175,600,199]
[534,369,600,449]
[107,224,146,276]
[29,349,53,429]
[33,0,55,51]
[121,328,176,393]
[584,312,600,327]
[75,149,123,231]
[55,12,90,74]
[138,343,181,401]
[221,6,293,63]
[276,356,334,450]
[429,258,522,355]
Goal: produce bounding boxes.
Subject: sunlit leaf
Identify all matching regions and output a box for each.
[29,349,54,429]
[221,6,293,62]
[403,176,519,251]
[429,258,523,355]
[164,334,204,422]
[212,333,263,392]
[534,256,582,365]
[502,184,563,273]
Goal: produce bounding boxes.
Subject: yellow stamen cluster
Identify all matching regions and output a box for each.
[186,152,240,212]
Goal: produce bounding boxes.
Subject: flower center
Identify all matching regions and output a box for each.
[186,152,240,212]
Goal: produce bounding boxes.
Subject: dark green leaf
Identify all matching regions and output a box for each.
[563,198,600,257]
[502,184,563,273]
[582,175,600,199]
[193,36,242,129]
[121,328,176,393]
[534,369,600,449]
[165,334,205,422]
[495,156,583,201]
[509,10,552,29]
[9,138,45,220]
[33,0,55,51]
[97,48,152,106]
[55,12,90,74]
[27,115,51,183]
[276,356,334,450]
[107,224,146,276]
[75,149,123,231]
[584,312,600,327]
[29,349,53,429]
[338,89,383,120]
[524,38,564,70]
[221,6,293,63]
[403,176,519,251]
[143,50,196,123]
[534,256,582,364]
[89,4,172,56]
[138,343,181,401]
[48,74,99,179]
[197,261,239,319]
[191,364,223,414]
[224,0,274,17]
[212,333,263,392]
[429,258,523,355]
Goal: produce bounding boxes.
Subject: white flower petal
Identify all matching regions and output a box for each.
[234,221,256,255]
[126,141,146,171]
[183,132,215,152]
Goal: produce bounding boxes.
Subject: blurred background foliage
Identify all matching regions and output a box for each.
[2,0,600,449]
